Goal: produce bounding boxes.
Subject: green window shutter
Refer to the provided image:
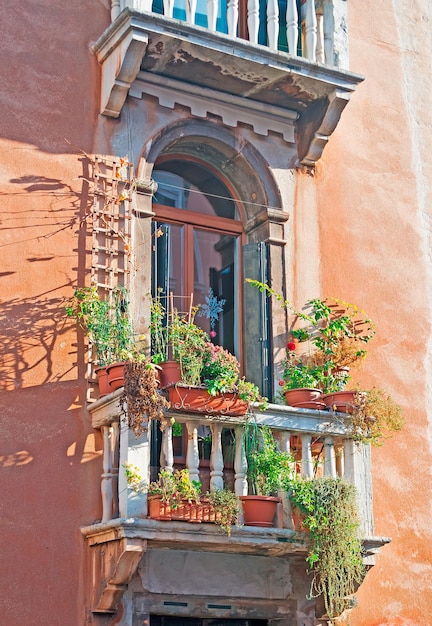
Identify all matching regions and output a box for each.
[243,243,272,399]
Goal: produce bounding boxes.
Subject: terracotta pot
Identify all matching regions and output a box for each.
[284,388,322,406]
[106,362,126,391]
[239,495,281,527]
[158,360,182,388]
[148,496,172,520]
[95,366,111,397]
[322,390,357,414]
[291,506,307,532]
[168,385,249,417]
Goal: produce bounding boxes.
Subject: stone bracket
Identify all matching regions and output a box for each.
[87,532,147,613]
[94,18,149,118]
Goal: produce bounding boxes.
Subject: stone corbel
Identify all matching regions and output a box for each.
[94,14,149,118]
[90,535,147,613]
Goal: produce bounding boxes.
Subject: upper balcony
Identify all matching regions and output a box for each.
[94,0,364,165]
[81,387,389,615]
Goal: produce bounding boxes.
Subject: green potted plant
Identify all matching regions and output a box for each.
[204,488,242,536]
[66,285,134,395]
[288,477,366,623]
[240,423,294,527]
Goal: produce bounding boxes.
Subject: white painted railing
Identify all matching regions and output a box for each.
[89,393,373,535]
[112,0,346,67]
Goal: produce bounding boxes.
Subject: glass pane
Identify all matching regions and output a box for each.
[193,228,237,355]
[152,221,184,304]
[153,167,237,220]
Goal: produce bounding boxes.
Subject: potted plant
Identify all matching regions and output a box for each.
[168,340,267,417]
[66,285,134,395]
[204,488,242,536]
[288,477,365,623]
[240,423,294,527]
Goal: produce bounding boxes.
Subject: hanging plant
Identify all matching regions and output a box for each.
[289,477,365,622]
[120,360,170,436]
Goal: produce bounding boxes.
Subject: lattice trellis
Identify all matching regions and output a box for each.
[91,155,133,297]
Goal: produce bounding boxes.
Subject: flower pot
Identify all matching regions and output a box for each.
[106,362,126,391]
[291,506,307,532]
[284,388,322,406]
[322,390,357,414]
[239,495,281,527]
[148,496,172,520]
[168,385,249,417]
[158,360,182,388]
[95,366,111,397]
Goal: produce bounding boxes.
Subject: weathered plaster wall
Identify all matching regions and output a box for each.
[298,1,432,623]
[0,2,110,625]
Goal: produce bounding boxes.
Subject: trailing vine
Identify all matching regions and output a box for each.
[289,477,365,622]
[120,361,170,436]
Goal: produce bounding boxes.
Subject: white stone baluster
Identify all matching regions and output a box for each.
[286,0,298,55]
[276,430,292,529]
[186,421,200,484]
[335,442,344,477]
[207,0,218,31]
[111,420,120,518]
[247,0,259,44]
[303,0,317,61]
[111,0,121,21]
[101,426,114,522]
[210,423,224,491]
[300,434,313,478]
[267,0,279,50]
[186,0,197,25]
[323,436,337,477]
[161,422,174,473]
[234,427,248,496]
[227,0,239,37]
[163,0,175,18]
[316,12,325,63]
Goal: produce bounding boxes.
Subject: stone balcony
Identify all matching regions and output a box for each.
[81,387,390,614]
[94,1,364,165]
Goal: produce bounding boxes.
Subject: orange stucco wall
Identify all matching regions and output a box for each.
[1,0,432,624]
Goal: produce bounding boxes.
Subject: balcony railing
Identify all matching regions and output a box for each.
[88,388,374,536]
[111,0,344,67]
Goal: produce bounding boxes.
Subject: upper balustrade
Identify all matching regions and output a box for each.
[111,0,344,67]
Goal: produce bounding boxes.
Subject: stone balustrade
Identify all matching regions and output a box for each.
[110,0,348,68]
[88,388,373,536]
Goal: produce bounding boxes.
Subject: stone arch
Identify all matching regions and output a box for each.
[136,119,283,224]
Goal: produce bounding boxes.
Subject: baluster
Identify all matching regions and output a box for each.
[234,427,248,496]
[303,0,317,61]
[161,422,174,474]
[111,420,120,518]
[210,424,224,491]
[163,0,175,18]
[335,442,344,477]
[227,0,239,37]
[286,0,298,55]
[275,430,292,529]
[111,0,121,21]
[316,12,324,63]
[247,0,259,44]
[267,0,279,50]
[101,426,114,522]
[186,0,197,24]
[300,434,313,478]
[186,421,200,484]
[323,436,337,477]
[207,0,218,31]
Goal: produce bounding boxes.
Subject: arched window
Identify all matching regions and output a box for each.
[151,160,243,358]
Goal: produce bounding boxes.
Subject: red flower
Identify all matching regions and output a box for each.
[278,380,285,387]
[287,341,296,352]
[209,330,217,338]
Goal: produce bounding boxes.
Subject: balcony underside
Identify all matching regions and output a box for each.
[94,9,364,164]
